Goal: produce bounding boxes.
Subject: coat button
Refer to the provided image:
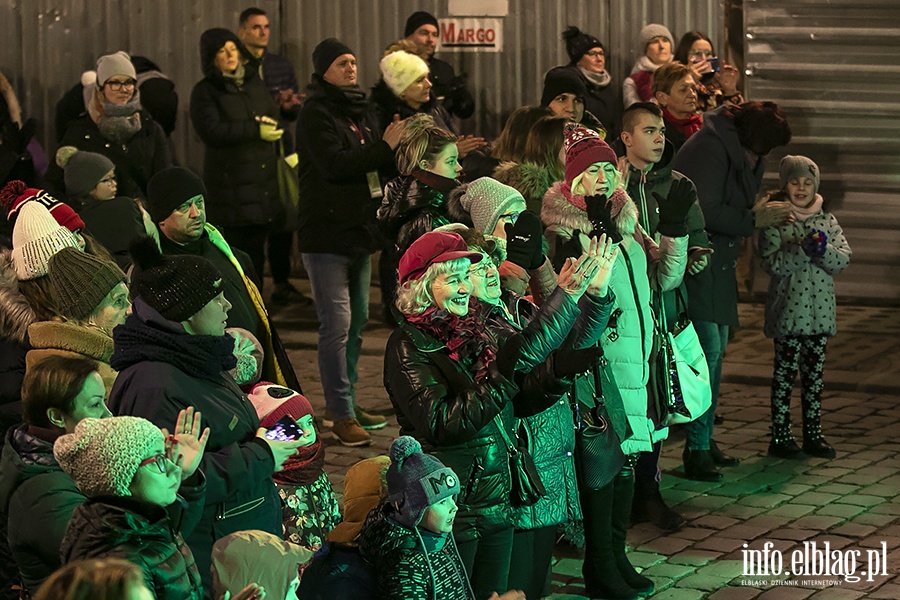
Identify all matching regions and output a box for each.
[559,399,565,405]
[566,451,573,457]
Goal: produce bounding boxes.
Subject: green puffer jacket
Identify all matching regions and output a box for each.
[358,511,473,600]
[513,291,616,530]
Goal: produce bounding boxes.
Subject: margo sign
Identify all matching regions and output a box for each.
[438,18,503,52]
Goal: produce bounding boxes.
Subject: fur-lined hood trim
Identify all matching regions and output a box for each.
[541,181,640,239]
[0,248,37,343]
[493,161,560,206]
[0,72,22,127]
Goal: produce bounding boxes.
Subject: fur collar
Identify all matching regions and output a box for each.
[0,72,22,127]
[0,249,36,343]
[541,181,640,239]
[27,321,114,362]
[493,161,560,205]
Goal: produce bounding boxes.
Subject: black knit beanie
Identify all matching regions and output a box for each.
[540,66,587,107]
[129,236,223,322]
[562,26,604,65]
[146,167,207,223]
[404,11,439,37]
[313,38,355,77]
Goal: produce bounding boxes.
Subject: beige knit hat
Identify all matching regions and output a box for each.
[11,201,81,281]
[380,50,429,97]
[54,416,164,497]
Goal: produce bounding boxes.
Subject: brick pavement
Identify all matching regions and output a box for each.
[270,279,900,599]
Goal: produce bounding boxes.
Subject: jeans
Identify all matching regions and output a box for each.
[301,253,371,422]
[685,320,729,451]
[455,527,514,600]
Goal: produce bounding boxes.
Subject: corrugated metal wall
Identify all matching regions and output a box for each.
[743,0,900,303]
[0,0,724,168]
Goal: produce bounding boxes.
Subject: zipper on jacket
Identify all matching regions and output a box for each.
[620,248,648,362]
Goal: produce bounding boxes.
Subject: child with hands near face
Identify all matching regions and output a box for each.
[759,156,851,460]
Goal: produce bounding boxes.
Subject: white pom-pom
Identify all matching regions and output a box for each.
[55,146,79,168]
[81,70,97,88]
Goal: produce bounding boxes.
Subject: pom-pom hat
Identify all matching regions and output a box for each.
[96,51,136,87]
[563,26,604,65]
[563,122,618,188]
[10,201,81,281]
[54,416,164,497]
[0,180,85,233]
[398,231,482,284]
[56,147,115,197]
[386,436,459,529]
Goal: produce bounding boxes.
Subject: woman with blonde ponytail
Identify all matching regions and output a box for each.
[377,115,462,324]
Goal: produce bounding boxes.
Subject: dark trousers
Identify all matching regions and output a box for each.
[634,440,662,486]
[455,526,514,599]
[221,225,268,286]
[508,525,557,600]
[268,230,293,284]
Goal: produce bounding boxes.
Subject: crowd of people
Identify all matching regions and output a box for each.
[0,6,852,600]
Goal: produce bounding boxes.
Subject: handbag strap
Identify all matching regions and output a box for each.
[492,414,518,456]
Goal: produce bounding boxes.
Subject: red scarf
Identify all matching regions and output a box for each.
[663,109,703,140]
[405,302,496,382]
[274,437,325,486]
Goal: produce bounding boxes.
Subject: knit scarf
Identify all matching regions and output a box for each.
[790,193,824,222]
[221,63,246,88]
[274,439,325,486]
[404,303,496,383]
[662,109,703,140]
[579,67,612,88]
[110,300,237,380]
[97,96,143,145]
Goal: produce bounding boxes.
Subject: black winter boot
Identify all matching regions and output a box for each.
[613,465,655,597]
[768,422,803,458]
[709,439,740,466]
[802,423,836,458]
[682,448,722,482]
[631,477,686,533]
[580,481,639,600]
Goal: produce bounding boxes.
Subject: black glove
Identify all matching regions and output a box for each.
[504,211,544,270]
[585,195,623,244]
[652,178,695,237]
[551,230,583,274]
[553,344,605,378]
[495,334,525,381]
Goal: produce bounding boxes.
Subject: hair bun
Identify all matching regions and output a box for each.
[390,435,422,464]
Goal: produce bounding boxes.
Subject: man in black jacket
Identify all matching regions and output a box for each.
[403,11,475,120]
[296,39,402,447]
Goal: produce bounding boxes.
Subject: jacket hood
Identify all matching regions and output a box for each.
[444,184,474,228]
[359,513,419,560]
[0,249,36,343]
[0,424,61,510]
[620,138,675,188]
[492,161,560,205]
[697,105,746,170]
[28,320,114,362]
[541,182,592,235]
[199,28,256,78]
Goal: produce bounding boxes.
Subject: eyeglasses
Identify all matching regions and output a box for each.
[138,453,174,474]
[688,49,714,59]
[499,211,522,225]
[105,79,137,91]
[585,50,605,58]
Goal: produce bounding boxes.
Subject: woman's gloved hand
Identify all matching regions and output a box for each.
[504,211,544,270]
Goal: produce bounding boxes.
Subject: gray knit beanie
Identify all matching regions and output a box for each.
[56,147,115,197]
[779,155,820,194]
[96,51,136,87]
[54,416,164,497]
[640,24,675,55]
[458,177,527,236]
[386,436,459,529]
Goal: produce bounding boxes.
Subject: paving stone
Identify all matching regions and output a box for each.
[806,589,867,599]
[789,516,847,531]
[673,573,733,591]
[637,536,696,556]
[693,536,748,553]
[626,550,668,568]
[691,514,739,530]
[769,529,820,541]
[737,493,794,508]
[643,561,696,580]
[768,504,818,519]
[829,523,877,539]
[696,559,747,579]
[707,588,763,599]
[667,549,723,566]
[868,583,900,598]
[791,492,843,506]
[838,495,888,509]
[814,483,861,495]
[756,587,815,598]
[852,513,898,527]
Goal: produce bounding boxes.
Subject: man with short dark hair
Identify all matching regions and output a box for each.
[147,166,302,392]
[238,7,311,306]
[403,11,475,120]
[619,101,709,528]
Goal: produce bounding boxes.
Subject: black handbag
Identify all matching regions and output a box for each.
[573,358,626,491]
[493,415,546,507]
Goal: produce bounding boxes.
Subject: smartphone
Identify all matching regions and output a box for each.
[707,57,721,73]
[265,414,303,441]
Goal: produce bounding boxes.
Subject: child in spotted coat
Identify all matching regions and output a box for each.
[248,383,340,553]
[759,155,851,460]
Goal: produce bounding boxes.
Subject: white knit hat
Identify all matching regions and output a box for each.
[380,50,430,97]
[11,201,81,281]
[54,416,165,498]
[459,177,527,236]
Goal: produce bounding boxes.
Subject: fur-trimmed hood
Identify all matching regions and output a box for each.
[492,161,561,213]
[541,181,640,240]
[0,249,36,343]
